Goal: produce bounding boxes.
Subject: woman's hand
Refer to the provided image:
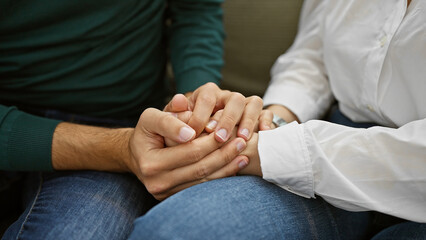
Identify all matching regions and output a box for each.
[238,133,262,177]
[164,83,266,142]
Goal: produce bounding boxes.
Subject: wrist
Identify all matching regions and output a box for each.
[113,128,135,173]
[239,133,262,177]
[266,104,299,123]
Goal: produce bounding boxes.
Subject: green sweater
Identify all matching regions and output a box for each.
[0,0,224,171]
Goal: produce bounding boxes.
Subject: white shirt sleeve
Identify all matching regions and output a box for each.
[263,0,334,122]
[259,118,426,223]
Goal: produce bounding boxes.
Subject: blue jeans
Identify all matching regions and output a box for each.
[129,106,426,240]
[1,108,158,240]
[3,171,157,240]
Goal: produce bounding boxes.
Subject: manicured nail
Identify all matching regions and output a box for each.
[206,120,218,130]
[238,159,248,169]
[236,141,246,152]
[216,128,228,141]
[179,127,195,142]
[240,128,250,139]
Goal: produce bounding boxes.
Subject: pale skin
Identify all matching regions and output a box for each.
[166,97,297,178]
[238,104,299,177]
[52,83,270,200]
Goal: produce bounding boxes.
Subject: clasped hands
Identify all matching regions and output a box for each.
[126,83,271,200]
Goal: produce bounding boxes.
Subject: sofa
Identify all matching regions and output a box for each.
[221,0,303,97]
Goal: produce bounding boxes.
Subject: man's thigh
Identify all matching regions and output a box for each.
[2,171,157,240]
[129,176,373,240]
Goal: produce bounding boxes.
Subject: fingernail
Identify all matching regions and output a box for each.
[236,141,246,152]
[206,120,218,130]
[240,128,250,139]
[179,127,195,142]
[238,159,248,169]
[216,128,228,141]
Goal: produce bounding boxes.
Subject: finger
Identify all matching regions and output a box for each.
[259,110,274,131]
[155,132,224,169]
[187,92,218,136]
[214,92,246,142]
[205,110,223,133]
[168,137,247,186]
[139,108,195,144]
[164,111,194,147]
[237,96,263,140]
[170,111,193,124]
[187,82,222,110]
[163,94,189,112]
[159,155,249,200]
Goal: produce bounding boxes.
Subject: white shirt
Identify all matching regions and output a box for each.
[260,0,426,223]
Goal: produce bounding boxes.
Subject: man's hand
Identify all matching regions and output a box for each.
[126,108,249,200]
[51,108,249,201]
[163,83,265,142]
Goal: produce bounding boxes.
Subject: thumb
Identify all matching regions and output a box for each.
[163,94,189,112]
[138,108,196,144]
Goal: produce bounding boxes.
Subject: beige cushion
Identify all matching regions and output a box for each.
[221,0,303,97]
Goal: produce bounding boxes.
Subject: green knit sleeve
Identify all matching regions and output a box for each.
[0,105,61,171]
[168,0,225,93]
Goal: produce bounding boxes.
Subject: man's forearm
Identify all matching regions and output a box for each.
[51,122,133,172]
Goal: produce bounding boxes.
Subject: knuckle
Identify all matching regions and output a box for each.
[199,94,216,106]
[188,145,203,162]
[221,148,237,164]
[248,95,263,104]
[204,82,218,90]
[221,113,238,126]
[190,114,204,126]
[146,182,168,196]
[260,110,273,120]
[154,194,167,201]
[140,162,159,177]
[231,92,246,103]
[196,163,210,179]
[140,108,156,122]
[242,117,256,128]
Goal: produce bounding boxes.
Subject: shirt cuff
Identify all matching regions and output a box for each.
[258,121,315,198]
[175,69,221,94]
[1,108,61,171]
[263,83,322,123]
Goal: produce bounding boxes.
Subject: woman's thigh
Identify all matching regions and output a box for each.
[372,222,426,240]
[130,176,373,240]
[3,171,157,240]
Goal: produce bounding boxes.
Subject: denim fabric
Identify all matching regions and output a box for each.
[129,106,426,240]
[372,222,426,240]
[129,176,374,240]
[2,171,157,240]
[1,109,155,239]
